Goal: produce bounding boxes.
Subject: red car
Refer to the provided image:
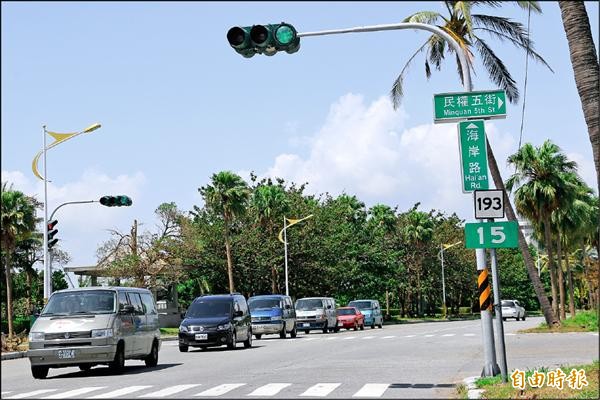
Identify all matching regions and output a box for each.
[336,307,365,331]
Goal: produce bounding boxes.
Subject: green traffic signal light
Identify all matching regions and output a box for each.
[227,22,300,57]
[227,26,254,58]
[100,195,132,207]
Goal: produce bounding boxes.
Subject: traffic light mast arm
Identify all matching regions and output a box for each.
[296,22,471,91]
[49,200,96,221]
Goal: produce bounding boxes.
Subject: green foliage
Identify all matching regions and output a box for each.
[561,310,598,332]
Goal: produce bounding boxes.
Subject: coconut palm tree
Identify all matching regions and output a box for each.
[252,183,290,293]
[558,1,599,196]
[506,141,578,321]
[1,183,38,338]
[391,1,552,108]
[199,172,250,293]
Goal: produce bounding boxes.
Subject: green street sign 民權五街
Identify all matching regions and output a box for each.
[464,221,519,248]
[434,90,507,123]
[458,120,489,192]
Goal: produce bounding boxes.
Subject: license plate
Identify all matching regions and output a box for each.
[302,323,310,327]
[338,321,344,326]
[56,349,75,359]
[195,333,208,340]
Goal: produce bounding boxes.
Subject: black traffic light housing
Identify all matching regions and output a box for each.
[47,219,58,250]
[227,23,300,57]
[100,195,133,207]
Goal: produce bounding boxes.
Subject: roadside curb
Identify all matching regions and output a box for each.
[161,336,178,342]
[1,351,26,361]
[463,376,484,399]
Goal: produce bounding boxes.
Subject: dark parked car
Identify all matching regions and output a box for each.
[178,294,252,352]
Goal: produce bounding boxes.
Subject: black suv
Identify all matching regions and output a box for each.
[178,293,252,352]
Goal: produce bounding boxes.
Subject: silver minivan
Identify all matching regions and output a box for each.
[295,297,337,334]
[27,287,161,379]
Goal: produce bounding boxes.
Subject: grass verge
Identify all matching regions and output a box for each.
[160,327,179,336]
[473,361,598,399]
[519,310,598,333]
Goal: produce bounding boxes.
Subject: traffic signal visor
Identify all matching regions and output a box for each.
[47,220,58,249]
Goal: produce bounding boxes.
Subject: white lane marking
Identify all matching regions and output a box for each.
[139,384,201,397]
[89,386,152,398]
[2,392,13,396]
[247,383,291,396]
[352,383,390,397]
[506,333,516,336]
[381,336,395,339]
[325,337,339,340]
[442,334,455,337]
[194,384,245,397]
[304,337,319,341]
[404,335,415,338]
[463,333,476,337]
[342,336,357,340]
[300,383,341,397]
[424,334,435,337]
[361,336,375,340]
[43,387,105,399]
[5,390,57,399]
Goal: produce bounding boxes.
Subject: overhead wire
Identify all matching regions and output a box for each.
[517,3,532,151]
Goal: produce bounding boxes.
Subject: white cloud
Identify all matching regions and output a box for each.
[260,93,517,219]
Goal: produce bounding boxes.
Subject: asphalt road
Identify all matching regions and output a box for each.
[1,317,597,399]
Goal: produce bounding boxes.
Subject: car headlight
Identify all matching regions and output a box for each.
[28,332,45,341]
[217,323,232,331]
[91,329,113,338]
[179,325,188,333]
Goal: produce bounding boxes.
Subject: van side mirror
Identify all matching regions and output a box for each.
[327,305,332,309]
[285,304,291,309]
[120,305,134,314]
[234,310,244,317]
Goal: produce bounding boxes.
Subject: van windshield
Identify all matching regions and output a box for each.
[187,300,232,318]
[248,298,281,311]
[348,301,372,310]
[296,299,324,310]
[42,290,116,316]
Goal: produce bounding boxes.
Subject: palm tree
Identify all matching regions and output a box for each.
[391,1,558,327]
[558,1,599,196]
[506,141,578,322]
[199,172,250,293]
[402,208,434,317]
[1,183,38,338]
[391,1,551,108]
[252,183,290,293]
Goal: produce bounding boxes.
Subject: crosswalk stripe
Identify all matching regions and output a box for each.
[5,389,58,399]
[325,337,339,340]
[43,387,105,399]
[342,336,356,340]
[247,383,291,396]
[424,334,435,337]
[299,383,341,397]
[442,334,455,337]
[88,386,152,398]
[361,336,375,340]
[381,336,395,339]
[194,384,245,397]
[404,335,415,338]
[352,384,390,397]
[463,333,476,336]
[139,384,201,397]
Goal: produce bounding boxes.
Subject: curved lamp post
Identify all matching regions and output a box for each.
[32,123,101,302]
[278,214,314,296]
[438,241,462,319]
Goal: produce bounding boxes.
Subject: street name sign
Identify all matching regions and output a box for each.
[434,90,507,123]
[458,120,489,192]
[465,221,519,249]
[474,189,504,219]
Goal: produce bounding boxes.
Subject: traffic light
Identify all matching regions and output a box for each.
[227,23,300,57]
[99,195,133,207]
[47,219,58,250]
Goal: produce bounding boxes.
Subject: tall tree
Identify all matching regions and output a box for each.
[199,172,250,293]
[506,141,578,322]
[1,183,38,338]
[391,0,557,326]
[559,1,600,195]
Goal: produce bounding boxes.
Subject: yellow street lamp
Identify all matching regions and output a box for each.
[439,241,462,319]
[278,214,313,296]
[32,123,101,302]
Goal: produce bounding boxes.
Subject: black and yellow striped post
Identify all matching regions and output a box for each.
[476,248,500,377]
[478,268,492,312]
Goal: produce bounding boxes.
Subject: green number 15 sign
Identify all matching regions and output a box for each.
[465,221,519,248]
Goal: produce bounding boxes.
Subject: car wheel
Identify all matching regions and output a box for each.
[516,316,520,321]
[31,366,49,379]
[179,344,189,352]
[371,323,375,329]
[79,364,93,372]
[354,322,358,331]
[290,324,297,338]
[334,327,339,333]
[304,330,309,334]
[522,314,526,321]
[502,317,507,322]
[360,323,365,331]
[279,326,286,339]
[109,343,125,374]
[200,346,207,350]
[144,340,159,367]
[244,330,252,348]
[322,321,328,334]
[227,330,237,350]
[378,319,383,328]
[255,334,262,340]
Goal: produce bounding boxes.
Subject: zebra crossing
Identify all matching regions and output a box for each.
[1,382,410,399]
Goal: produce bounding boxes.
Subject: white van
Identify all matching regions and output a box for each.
[295,297,337,334]
[27,287,161,379]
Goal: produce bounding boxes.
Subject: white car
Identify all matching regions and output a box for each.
[501,300,526,321]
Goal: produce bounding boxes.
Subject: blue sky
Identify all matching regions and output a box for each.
[2,1,599,272]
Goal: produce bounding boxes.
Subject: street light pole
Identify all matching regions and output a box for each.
[439,241,461,319]
[283,216,289,296]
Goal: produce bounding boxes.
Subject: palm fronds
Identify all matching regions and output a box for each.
[390,40,430,110]
[474,36,519,103]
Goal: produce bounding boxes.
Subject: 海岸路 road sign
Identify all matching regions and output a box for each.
[434,90,507,123]
[458,120,489,193]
